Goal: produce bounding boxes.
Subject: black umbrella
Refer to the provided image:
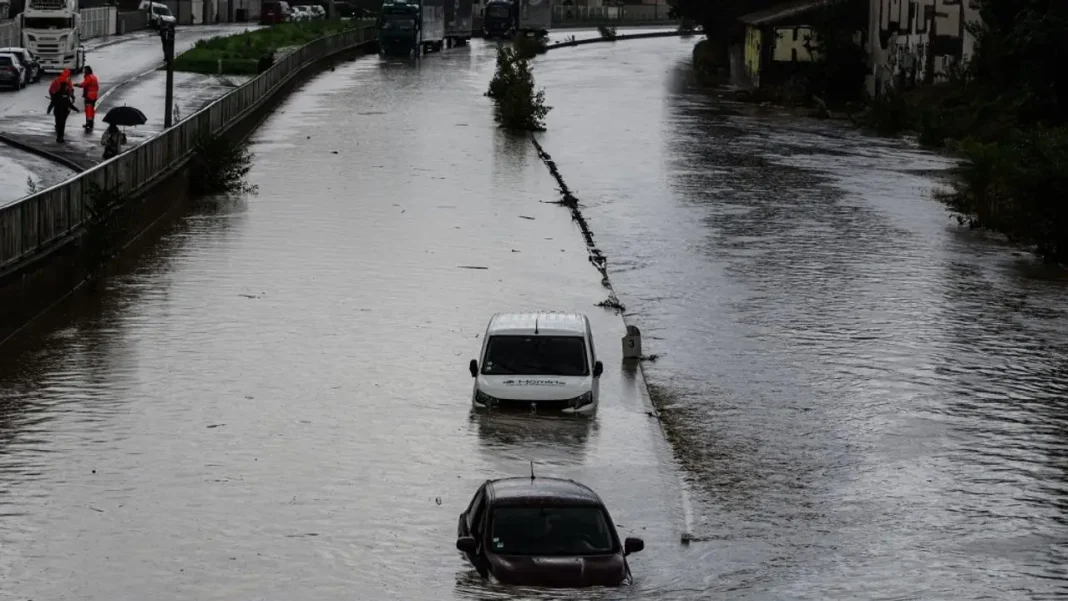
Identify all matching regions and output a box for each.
[102,106,147,127]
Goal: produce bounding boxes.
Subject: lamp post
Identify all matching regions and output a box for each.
[159,20,176,129]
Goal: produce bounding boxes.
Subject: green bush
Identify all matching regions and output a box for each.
[597,25,617,39]
[938,127,1068,263]
[189,133,258,196]
[173,19,372,74]
[486,44,551,131]
[511,33,547,60]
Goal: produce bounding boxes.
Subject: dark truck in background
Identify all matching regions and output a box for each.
[377,0,445,57]
[481,0,514,39]
[443,0,472,47]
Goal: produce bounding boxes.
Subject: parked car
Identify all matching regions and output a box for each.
[468,312,603,415]
[260,1,292,24]
[308,4,326,18]
[290,5,312,20]
[0,53,26,90]
[456,476,645,587]
[139,1,177,29]
[0,47,41,85]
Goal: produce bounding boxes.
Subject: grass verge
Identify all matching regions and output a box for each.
[173,19,373,75]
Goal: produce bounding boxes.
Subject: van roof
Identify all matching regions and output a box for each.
[486,312,588,337]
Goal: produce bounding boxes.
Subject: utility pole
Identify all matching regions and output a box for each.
[160,20,176,129]
[327,0,335,20]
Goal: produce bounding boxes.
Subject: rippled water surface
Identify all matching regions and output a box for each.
[538,37,1068,600]
[2,32,1068,601]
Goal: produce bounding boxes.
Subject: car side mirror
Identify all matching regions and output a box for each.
[469,359,478,378]
[593,361,603,378]
[456,536,477,554]
[624,537,644,555]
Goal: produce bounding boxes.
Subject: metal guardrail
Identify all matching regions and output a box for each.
[0,25,376,272]
[550,4,675,23]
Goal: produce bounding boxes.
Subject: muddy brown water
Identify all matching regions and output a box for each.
[1,32,1067,600]
[537,37,1068,600]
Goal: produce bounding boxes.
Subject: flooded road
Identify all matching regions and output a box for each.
[0,33,691,600]
[1,31,1067,601]
[537,37,1068,599]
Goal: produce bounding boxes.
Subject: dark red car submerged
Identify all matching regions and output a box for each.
[456,476,645,587]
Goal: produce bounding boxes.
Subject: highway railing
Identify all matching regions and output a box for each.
[0,24,376,273]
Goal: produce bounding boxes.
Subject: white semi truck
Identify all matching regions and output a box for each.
[19,0,86,74]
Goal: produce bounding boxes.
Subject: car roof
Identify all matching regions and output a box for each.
[486,477,605,507]
[486,312,588,337]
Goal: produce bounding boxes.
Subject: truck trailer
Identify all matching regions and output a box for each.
[443,0,472,47]
[19,0,85,73]
[378,0,446,57]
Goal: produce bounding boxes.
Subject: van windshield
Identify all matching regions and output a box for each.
[482,335,588,376]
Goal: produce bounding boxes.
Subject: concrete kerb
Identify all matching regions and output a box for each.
[527,133,696,541]
[0,33,378,347]
[0,132,87,173]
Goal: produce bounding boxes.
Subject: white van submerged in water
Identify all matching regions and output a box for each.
[468,312,604,415]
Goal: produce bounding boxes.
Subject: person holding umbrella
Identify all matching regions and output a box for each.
[100,122,127,160]
[100,105,147,159]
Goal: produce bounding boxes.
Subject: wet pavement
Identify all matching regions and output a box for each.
[0,72,251,173]
[0,25,258,196]
[0,147,76,207]
[1,30,1066,601]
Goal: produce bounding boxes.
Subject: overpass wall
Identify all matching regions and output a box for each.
[0,25,377,341]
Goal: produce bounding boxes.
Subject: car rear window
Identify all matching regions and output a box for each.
[490,506,615,556]
[0,56,13,67]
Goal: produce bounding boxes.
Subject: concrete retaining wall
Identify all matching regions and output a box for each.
[0,25,377,341]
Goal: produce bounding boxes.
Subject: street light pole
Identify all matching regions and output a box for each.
[159,21,176,129]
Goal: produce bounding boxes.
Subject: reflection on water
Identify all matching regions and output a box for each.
[537,37,1068,599]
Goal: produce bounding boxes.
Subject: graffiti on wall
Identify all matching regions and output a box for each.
[873,0,977,89]
[773,27,819,62]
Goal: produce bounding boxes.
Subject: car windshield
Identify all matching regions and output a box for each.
[151,6,171,15]
[23,17,72,29]
[482,335,588,376]
[490,506,615,556]
[382,18,415,29]
[486,4,509,18]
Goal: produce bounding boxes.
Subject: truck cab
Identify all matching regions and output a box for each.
[481,0,515,39]
[19,0,85,74]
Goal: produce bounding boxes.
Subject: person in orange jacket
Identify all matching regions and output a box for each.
[47,68,73,96]
[75,65,100,131]
[46,69,78,143]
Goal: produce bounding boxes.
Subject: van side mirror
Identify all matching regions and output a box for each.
[457,536,477,554]
[593,361,603,378]
[624,537,644,555]
[469,359,478,378]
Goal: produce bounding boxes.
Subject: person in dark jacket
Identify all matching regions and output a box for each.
[46,70,79,143]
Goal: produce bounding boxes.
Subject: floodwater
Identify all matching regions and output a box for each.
[0,31,690,600]
[0,31,1066,601]
[537,37,1068,599]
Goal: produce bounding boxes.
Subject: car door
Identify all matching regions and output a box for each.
[469,497,491,578]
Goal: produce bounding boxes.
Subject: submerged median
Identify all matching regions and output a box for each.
[174,19,375,75]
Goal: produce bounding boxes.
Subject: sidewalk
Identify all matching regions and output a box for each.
[0,72,251,171]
